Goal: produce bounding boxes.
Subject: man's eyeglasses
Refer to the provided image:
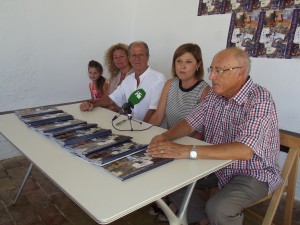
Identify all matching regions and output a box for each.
[207,66,242,75]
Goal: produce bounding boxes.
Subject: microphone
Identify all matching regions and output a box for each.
[112,88,146,121]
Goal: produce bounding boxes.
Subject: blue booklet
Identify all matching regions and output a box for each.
[44,123,98,137]
[80,141,147,166]
[22,112,74,126]
[32,119,87,133]
[67,134,133,155]
[54,127,112,146]
[102,149,173,181]
[14,106,63,119]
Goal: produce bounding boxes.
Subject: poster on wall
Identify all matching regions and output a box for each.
[257,9,294,58]
[198,0,228,15]
[226,11,264,57]
[198,0,300,59]
[285,9,300,58]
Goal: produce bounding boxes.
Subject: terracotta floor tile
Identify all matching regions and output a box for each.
[0,171,7,180]
[6,167,26,180]
[38,205,70,225]
[13,177,39,194]
[7,205,40,225]
[0,159,20,170]
[0,202,12,224]
[0,178,15,193]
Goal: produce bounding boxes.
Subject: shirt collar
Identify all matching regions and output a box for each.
[231,76,253,105]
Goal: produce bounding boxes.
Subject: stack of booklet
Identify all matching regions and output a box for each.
[15,106,173,180]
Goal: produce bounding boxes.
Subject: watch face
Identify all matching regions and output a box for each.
[190,150,197,159]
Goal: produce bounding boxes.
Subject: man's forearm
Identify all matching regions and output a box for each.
[92,96,114,108]
[143,109,156,123]
[163,119,194,140]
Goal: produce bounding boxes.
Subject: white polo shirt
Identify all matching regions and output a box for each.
[109,67,166,121]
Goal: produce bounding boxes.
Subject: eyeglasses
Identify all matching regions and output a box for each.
[207,66,242,75]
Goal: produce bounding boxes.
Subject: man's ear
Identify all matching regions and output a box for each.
[238,67,246,77]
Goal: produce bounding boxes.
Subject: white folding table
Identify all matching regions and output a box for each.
[0,103,231,225]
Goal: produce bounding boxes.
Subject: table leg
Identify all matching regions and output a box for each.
[12,162,33,205]
[156,181,197,225]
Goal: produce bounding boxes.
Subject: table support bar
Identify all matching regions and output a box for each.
[156,181,197,225]
[12,162,33,205]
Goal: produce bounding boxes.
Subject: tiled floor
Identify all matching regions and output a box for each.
[0,155,299,225]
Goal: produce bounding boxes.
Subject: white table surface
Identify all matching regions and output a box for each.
[0,103,231,224]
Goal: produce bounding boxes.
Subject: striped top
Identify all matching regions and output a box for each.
[165,78,209,129]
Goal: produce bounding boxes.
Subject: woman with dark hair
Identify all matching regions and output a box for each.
[149,43,210,136]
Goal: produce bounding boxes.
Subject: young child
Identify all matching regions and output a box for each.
[87,60,109,102]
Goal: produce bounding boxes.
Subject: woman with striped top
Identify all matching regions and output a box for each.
[149,43,210,139]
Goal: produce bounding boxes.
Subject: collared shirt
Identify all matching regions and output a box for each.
[186,77,282,194]
[109,68,134,94]
[109,67,166,121]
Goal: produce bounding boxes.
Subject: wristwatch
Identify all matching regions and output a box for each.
[189,145,198,159]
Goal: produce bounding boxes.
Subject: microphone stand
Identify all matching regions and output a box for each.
[126,109,142,131]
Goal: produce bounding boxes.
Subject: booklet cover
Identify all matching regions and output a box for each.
[53,127,112,146]
[21,113,74,126]
[44,123,98,137]
[102,149,173,181]
[14,106,63,119]
[80,141,147,166]
[32,119,87,133]
[66,134,133,155]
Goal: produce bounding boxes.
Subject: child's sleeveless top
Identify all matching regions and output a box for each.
[89,81,108,101]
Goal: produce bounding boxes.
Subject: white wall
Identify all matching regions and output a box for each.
[0,0,137,111]
[0,0,299,199]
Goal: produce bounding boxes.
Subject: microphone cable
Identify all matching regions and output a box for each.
[111,118,153,132]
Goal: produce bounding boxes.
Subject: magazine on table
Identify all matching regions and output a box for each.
[44,123,98,137]
[32,119,87,133]
[76,141,147,166]
[14,106,63,119]
[53,127,112,146]
[66,134,133,155]
[21,112,74,126]
[102,149,174,181]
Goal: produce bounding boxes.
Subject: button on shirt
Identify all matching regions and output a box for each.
[109,67,166,121]
[186,77,282,194]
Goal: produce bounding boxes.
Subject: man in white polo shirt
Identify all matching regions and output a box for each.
[80,41,166,122]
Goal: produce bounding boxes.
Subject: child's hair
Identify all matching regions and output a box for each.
[88,60,106,92]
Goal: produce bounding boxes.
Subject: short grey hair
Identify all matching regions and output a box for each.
[128,41,150,56]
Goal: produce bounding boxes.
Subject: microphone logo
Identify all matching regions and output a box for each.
[112,88,146,121]
[135,91,143,99]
